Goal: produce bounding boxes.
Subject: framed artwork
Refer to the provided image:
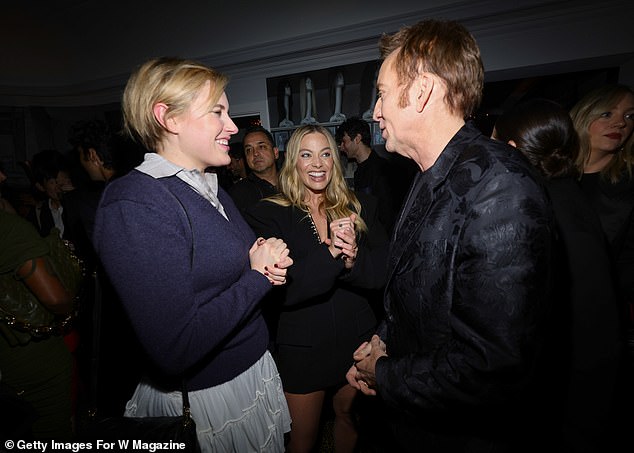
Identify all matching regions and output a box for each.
[372,122,385,145]
[275,130,290,151]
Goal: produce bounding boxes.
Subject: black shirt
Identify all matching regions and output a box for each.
[227,173,278,215]
[354,152,397,234]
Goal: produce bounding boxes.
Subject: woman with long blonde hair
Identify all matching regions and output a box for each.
[571,84,634,182]
[571,84,634,329]
[571,87,634,439]
[245,125,389,453]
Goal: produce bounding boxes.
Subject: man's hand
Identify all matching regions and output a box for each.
[346,335,387,396]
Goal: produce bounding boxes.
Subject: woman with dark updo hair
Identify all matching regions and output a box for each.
[494,98,622,452]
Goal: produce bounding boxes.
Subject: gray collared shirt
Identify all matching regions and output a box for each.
[136,153,228,220]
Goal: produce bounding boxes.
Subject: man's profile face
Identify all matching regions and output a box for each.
[339,133,356,159]
[373,51,417,155]
[79,148,104,182]
[243,131,278,174]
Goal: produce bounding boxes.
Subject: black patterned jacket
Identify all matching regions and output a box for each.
[375,122,555,452]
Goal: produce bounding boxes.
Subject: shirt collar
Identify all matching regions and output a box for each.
[136,153,218,188]
[136,152,184,178]
[135,153,225,218]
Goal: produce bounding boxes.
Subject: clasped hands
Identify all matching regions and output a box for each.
[326,214,358,268]
[346,334,387,396]
[250,237,293,285]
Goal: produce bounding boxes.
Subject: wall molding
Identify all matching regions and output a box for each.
[1,0,632,107]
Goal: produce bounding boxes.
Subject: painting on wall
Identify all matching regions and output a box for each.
[274,130,290,151]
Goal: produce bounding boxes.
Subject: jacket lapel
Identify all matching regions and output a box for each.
[386,172,432,286]
[385,122,478,290]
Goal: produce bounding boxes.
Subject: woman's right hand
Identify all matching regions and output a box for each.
[249,237,292,285]
[326,215,357,266]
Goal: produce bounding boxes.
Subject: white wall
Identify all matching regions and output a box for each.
[221,0,634,123]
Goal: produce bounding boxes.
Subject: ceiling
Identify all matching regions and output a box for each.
[0,0,632,184]
[1,0,437,88]
[2,0,633,109]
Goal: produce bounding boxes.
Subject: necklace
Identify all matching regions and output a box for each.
[306,209,322,244]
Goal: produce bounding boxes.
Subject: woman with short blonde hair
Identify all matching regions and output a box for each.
[122,57,228,152]
[94,57,292,452]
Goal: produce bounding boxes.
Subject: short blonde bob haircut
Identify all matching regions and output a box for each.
[570,84,634,183]
[122,57,228,152]
[267,125,367,234]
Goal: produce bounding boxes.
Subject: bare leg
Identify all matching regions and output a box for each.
[285,390,326,453]
[332,384,359,453]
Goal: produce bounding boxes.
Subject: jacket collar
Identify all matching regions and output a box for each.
[387,121,481,284]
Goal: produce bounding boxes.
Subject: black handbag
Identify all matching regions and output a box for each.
[81,383,200,453]
[79,273,201,453]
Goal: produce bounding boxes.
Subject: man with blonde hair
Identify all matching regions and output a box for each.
[347,19,554,452]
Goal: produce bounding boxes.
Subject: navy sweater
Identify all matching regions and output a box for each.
[93,170,272,391]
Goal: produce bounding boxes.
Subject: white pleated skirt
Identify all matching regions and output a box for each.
[124,351,291,452]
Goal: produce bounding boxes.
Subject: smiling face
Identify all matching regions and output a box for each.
[588,92,634,157]
[295,131,334,196]
[169,83,238,171]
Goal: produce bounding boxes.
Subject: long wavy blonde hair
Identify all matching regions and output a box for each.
[267,125,367,233]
